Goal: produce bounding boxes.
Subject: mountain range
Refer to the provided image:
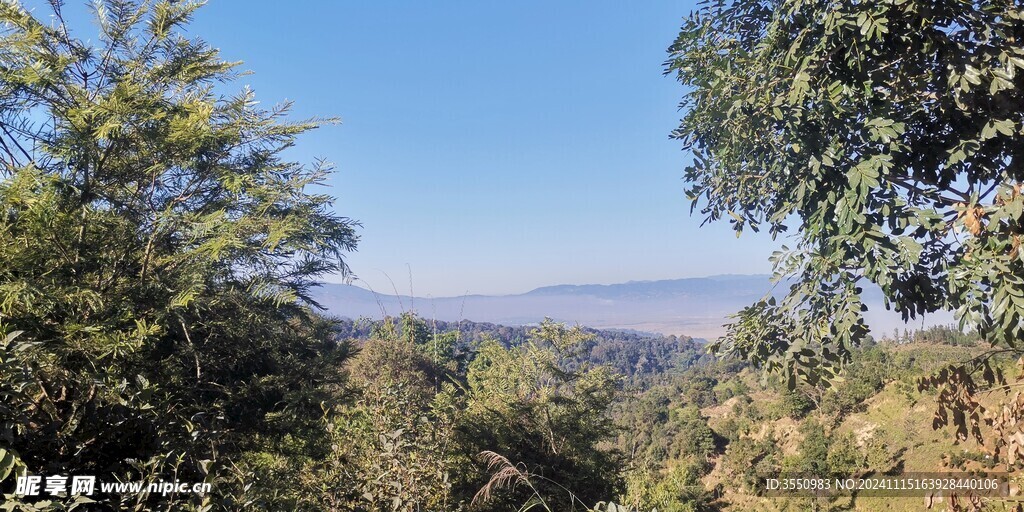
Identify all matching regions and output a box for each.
[312,274,952,340]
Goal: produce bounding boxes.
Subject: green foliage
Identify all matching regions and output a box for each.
[711,377,748,403]
[666,406,718,460]
[782,422,865,479]
[680,376,718,408]
[720,436,781,493]
[462,319,624,510]
[0,1,357,508]
[908,325,981,346]
[622,459,716,512]
[826,433,863,476]
[863,437,898,474]
[316,329,467,511]
[669,0,1024,385]
[782,421,829,475]
[777,391,815,420]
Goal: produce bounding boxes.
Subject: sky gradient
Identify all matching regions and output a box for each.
[46,1,783,296]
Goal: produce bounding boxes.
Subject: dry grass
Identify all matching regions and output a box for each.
[472,450,533,507]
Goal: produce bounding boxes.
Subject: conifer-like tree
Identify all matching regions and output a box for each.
[0,1,358,508]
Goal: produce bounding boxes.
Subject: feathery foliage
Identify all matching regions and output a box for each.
[0,1,358,508]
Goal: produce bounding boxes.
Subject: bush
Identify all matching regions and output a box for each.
[780,391,816,419]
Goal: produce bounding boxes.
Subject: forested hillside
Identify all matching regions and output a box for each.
[333,317,711,384]
[323,316,1008,511]
[2,0,1022,510]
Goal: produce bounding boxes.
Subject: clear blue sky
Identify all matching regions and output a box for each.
[49,1,781,296]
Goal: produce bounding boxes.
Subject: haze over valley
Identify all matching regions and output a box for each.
[315,274,951,339]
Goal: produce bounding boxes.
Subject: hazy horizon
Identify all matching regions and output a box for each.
[324,271,773,299]
[315,274,954,339]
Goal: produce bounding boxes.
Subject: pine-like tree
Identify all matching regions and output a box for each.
[0,1,358,509]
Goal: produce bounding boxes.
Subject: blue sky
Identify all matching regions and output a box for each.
[48,1,781,296]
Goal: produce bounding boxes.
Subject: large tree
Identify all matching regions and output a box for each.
[668,0,1023,382]
[666,0,1024,462]
[0,1,357,509]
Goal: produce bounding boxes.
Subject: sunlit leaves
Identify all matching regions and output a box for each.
[462,319,623,508]
[669,0,1024,387]
[0,1,359,509]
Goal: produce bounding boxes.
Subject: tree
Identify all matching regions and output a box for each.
[667,0,1023,385]
[463,320,623,510]
[315,316,467,511]
[665,406,717,460]
[0,1,357,508]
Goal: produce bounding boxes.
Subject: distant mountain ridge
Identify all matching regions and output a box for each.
[312,274,950,339]
[524,275,771,299]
